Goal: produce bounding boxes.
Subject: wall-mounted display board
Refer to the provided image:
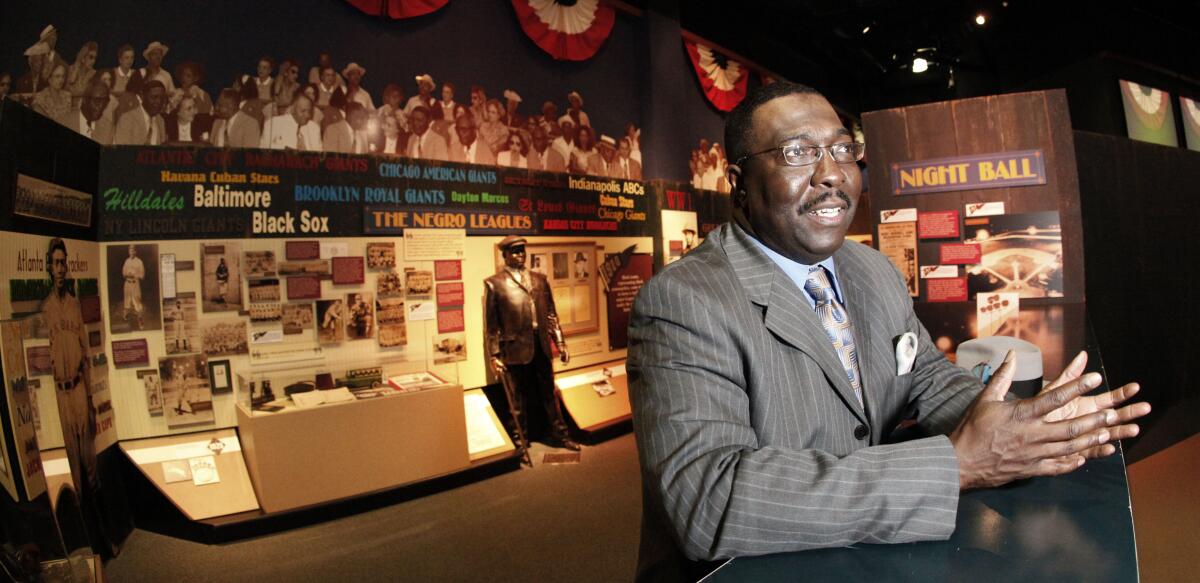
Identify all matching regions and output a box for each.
[1119,80,1178,147]
[863,89,1085,313]
[649,180,732,268]
[1,319,46,501]
[97,147,651,241]
[1182,96,1200,152]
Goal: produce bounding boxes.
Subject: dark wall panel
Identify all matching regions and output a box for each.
[0,99,99,240]
[1075,131,1200,460]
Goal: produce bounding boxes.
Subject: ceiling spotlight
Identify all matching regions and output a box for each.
[912,57,929,73]
[862,25,871,34]
[975,13,987,25]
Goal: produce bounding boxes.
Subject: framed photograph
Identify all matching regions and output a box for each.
[106,243,163,333]
[248,278,281,303]
[243,250,277,278]
[201,319,249,356]
[281,303,314,335]
[315,299,345,343]
[366,242,396,269]
[964,211,1064,299]
[530,253,548,276]
[201,243,242,312]
[162,292,199,354]
[137,368,163,415]
[552,252,569,279]
[13,173,93,227]
[507,242,600,337]
[572,251,591,280]
[249,303,282,322]
[432,332,467,363]
[207,359,232,395]
[377,272,404,298]
[345,292,375,340]
[159,354,214,428]
[376,297,406,348]
[404,270,433,300]
[661,209,699,266]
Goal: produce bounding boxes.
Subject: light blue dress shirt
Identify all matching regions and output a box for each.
[748,235,844,309]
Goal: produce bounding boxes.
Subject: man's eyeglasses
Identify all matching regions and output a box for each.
[735,142,865,167]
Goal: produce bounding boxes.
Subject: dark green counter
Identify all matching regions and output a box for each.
[703,306,1137,582]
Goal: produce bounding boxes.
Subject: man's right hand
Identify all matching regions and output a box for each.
[491,357,506,373]
[949,350,1144,490]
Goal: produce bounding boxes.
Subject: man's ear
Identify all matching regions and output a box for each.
[727,163,745,206]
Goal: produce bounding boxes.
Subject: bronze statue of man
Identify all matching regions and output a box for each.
[484,235,579,451]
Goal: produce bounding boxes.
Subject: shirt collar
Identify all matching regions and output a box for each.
[747,233,843,307]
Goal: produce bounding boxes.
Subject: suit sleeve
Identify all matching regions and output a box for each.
[875,254,983,435]
[483,279,501,359]
[629,274,962,561]
[541,279,565,349]
[903,304,984,435]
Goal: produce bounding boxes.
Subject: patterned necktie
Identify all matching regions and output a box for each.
[297,128,306,150]
[803,266,864,406]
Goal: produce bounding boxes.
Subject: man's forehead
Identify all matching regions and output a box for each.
[751,94,847,145]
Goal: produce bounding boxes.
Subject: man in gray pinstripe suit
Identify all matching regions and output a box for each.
[628,82,1147,581]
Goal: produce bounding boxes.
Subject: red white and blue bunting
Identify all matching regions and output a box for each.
[684,39,749,112]
[345,0,449,20]
[511,0,616,61]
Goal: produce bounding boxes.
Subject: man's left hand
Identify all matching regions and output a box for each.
[559,348,570,364]
[1038,351,1150,458]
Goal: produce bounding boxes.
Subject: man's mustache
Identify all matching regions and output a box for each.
[800,191,851,212]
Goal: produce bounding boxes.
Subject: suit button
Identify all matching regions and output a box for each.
[853,425,869,440]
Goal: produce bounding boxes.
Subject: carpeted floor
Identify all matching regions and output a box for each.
[1127,431,1200,583]
[103,433,643,582]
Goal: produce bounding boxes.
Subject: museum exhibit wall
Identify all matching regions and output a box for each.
[0,100,138,558]
[1074,131,1200,462]
[0,101,104,452]
[863,90,1084,301]
[0,1,757,449]
[862,90,1085,376]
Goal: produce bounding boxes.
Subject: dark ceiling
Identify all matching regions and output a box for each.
[641,1,1200,114]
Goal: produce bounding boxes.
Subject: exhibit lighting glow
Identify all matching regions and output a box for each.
[975,14,987,25]
[912,57,929,73]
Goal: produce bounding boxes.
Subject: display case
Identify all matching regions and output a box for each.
[232,356,489,512]
[555,361,631,433]
[234,354,461,415]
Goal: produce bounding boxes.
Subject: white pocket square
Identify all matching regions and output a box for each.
[895,332,918,375]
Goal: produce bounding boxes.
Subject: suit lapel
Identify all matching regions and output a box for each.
[720,224,868,423]
[834,249,882,425]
